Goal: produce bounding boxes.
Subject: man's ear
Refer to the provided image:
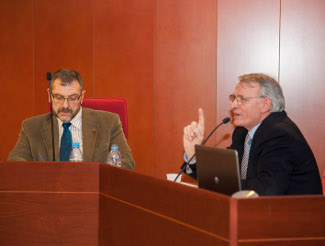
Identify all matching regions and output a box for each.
[47,88,51,103]
[261,97,272,113]
[80,90,86,104]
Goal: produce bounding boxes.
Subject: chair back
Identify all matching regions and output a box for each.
[48,98,128,139]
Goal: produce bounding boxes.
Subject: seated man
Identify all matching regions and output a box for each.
[183,73,322,195]
[8,69,134,170]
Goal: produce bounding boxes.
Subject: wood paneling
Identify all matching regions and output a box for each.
[216,0,280,148]
[99,163,230,237]
[155,0,217,177]
[2,162,324,245]
[1,0,325,181]
[0,193,98,246]
[280,0,325,175]
[0,0,34,160]
[237,196,325,239]
[33,0,94,114]
[95,0,155,175]
[99,195,228,246]
[237,196,325,246]
[0,162,99,246]
[0,161,99,192]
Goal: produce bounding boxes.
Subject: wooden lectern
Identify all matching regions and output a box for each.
[0,161,324,245]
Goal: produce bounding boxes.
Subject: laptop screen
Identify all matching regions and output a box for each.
[195,145,242,196]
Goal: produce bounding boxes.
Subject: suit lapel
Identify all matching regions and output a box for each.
[82,108,98,162]
[41,115,60,161]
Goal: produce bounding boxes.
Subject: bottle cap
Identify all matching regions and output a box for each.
[72,142,80,148]
[111,144,119,150]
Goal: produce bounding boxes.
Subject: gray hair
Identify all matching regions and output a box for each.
[238,73,285,112]
[51,69,83,91]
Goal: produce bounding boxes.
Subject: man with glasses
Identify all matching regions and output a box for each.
[8,69,134,170]
[183,73,322,195]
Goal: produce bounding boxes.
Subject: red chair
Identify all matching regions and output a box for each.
[48,98,128,140]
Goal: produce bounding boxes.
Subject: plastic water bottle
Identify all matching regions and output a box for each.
[106,144,122,167]
[69,142,83,162]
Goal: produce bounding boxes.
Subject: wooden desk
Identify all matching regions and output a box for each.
[0,161,324,245]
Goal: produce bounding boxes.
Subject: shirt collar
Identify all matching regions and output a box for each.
[248,121,262,139]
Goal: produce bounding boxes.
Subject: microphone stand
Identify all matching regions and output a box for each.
[47,72,55,161]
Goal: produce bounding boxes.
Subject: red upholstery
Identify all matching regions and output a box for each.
[48,98,128,140]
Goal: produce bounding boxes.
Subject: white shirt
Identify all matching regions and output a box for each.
[57,107,83,154]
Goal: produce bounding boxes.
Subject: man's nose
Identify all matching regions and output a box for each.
[62,98,70,107]
[230,99,238,109]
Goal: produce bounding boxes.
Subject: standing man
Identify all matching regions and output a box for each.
[183,73,322,195]
[8,69,134,170]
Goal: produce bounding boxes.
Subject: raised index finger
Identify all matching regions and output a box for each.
[198,108,205,128]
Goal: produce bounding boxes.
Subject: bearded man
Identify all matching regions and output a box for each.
[8,69,134,170]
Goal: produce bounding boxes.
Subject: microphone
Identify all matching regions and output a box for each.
[47,72,55,161]
[47,72,52,81]
[174,117,231,182]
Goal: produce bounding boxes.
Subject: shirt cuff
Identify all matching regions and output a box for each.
[183,153,196,174]
[184,153,196,164]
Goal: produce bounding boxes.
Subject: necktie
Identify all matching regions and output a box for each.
[60,122,72,161]
[241,134,252,180]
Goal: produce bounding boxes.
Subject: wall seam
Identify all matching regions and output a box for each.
[216,0,219,141]
[154,0,157,176]
[93,0,96,96]
[32,0,35,114]
[278,0,282,83]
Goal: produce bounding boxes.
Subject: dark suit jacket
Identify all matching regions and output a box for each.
[8,107,135,170]
[184,111,322,196]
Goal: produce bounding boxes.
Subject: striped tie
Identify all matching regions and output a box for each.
[241,134,252,180]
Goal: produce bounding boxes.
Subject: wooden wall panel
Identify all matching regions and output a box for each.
[95,0,155,175]
[155,0,218,177]
[33,0,95,115]
[1,0,324,182]
[0,0,34,160]
[280,0,325,175]
[216,0,280,148]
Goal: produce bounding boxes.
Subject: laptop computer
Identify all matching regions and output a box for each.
[195,145,242,196]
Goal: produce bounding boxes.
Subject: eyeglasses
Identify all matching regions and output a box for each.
[229,94,264,104]
[52,93,81,104]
